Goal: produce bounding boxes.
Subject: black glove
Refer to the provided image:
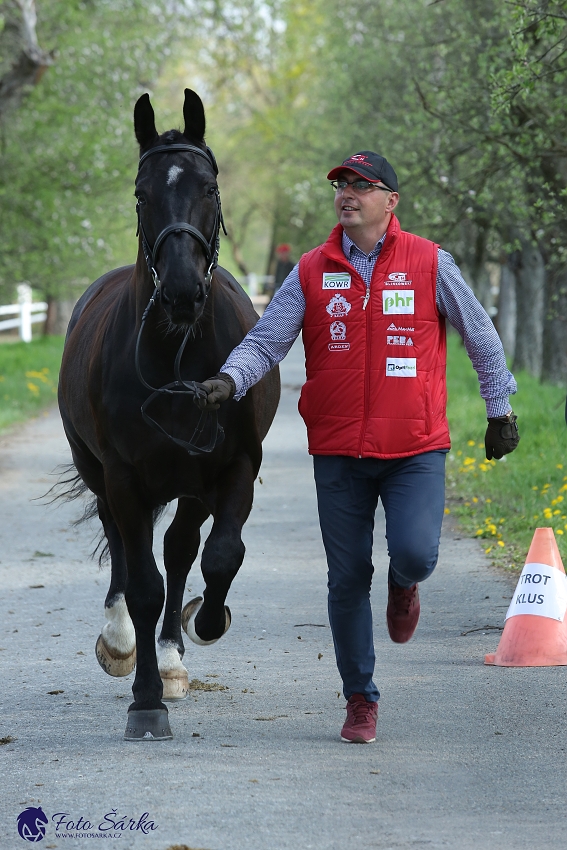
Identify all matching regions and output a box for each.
[485,412,519,460]
[195,372,236,410]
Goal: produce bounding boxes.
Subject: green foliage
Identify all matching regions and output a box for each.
[446,332,567,570]
[0,0,174,304]
[0,336,64,431]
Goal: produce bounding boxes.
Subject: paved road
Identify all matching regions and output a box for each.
[1,339,566,850]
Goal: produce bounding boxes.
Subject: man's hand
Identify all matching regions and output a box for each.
[485,412,519,460]
[195,373,236,410]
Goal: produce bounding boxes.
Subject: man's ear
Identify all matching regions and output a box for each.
[386,192,400,213]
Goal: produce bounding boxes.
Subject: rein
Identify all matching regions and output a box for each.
[134,143,227,456]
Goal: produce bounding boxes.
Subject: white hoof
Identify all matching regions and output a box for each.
[95,633,136,677]
[181,596,231,646]
[95,595,136,677]
[157,642,189,701]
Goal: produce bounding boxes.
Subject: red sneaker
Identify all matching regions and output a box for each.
[340,694,378,743]
[387,581,420,643]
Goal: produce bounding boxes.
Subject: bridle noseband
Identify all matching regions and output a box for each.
[134,142,227,456]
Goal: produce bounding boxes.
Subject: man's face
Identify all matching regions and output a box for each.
[333,169,398,232]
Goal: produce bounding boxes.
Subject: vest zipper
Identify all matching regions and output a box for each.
[358,284,373,456]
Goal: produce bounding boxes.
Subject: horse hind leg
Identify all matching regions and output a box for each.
[158,497,209,699]
[95,499,136,677]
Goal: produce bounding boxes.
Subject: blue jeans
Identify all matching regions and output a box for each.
[313,451,447,702]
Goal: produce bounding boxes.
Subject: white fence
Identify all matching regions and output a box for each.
[0,284,47,342]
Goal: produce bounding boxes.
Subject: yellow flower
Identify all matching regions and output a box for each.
[485,546,492,553]
[497,541,505,547]
[467,440,475,446]
[463,457,476,466]
[472,497,478,503]
[532,486,539,491]
[475,529,483,536]
[27,382,39,395]
[557,529,564,535]
[554,510,561,515]
[558,464,564,470]
[486,498,492,503]
[444,508,451,514]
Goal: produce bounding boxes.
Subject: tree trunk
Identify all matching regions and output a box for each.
[44,298,75,336]
[0,0,53,119]
[495,260,516,360]
[512,237,545,378]
[541,264,567,386]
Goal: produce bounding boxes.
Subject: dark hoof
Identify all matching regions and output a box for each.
[182,596,231,645]
[124,709,173,741]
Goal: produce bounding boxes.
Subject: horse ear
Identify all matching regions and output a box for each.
[183,88,206,143]
[134,93,158,150]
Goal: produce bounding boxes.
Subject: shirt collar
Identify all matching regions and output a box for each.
[342,229,387,260]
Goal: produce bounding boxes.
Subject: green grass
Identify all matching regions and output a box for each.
[446,331,567,572]
[0,336,65,432]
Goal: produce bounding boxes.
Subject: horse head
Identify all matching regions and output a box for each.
[133,89,222,327]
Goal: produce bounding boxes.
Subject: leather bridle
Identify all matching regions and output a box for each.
[134,142,227,456]
[136,142,226,289]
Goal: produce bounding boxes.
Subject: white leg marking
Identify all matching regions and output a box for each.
[102,594,135,655]
[157,640,189,700]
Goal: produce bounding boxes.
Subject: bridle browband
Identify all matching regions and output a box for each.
[134,142,227,456]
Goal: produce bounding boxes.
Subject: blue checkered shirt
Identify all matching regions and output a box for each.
[222,229,516,417]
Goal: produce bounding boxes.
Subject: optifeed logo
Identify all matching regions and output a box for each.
[386,357,417,377]
[382,291,414,314]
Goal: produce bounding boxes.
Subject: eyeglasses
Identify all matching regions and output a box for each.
[330,179,392,194]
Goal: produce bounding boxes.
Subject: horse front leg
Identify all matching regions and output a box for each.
[94,497,137,678]
[184,454,254,645]
[157,496,210,700]
[104,457,171,741]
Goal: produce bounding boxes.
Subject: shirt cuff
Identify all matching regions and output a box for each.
[219,366,245,400]
[485,397,513,418]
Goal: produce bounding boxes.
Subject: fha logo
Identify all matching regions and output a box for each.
[326,294,352,318]
[330,321,347,341]
[382,290,414,315]
[386,272,412,285]
[17,807,48,842]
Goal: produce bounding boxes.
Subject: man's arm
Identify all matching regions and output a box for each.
[436,249,517,417]
[219,263,306,400]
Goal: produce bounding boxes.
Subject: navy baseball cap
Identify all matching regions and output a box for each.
[327,151,398,192]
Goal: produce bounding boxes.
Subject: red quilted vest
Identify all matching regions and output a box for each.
[298,215,451,459]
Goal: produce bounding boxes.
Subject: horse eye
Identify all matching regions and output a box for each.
[207,186,217,197]
[135,194,146,205]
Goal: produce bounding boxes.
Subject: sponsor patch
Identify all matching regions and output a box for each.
[387,335,414,346]
[383,290,414,315]
[323,272,351,289]
[386,357,417,377]
[328,342,350,351]
[387,323,415,332]
[385,272,412,286]
[326,294,352,318]
[330,321,347,341]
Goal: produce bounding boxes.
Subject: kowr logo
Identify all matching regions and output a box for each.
[383,290,414,315]
[386,357,417,378]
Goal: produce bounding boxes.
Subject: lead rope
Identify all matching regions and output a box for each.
[134,290,223,456]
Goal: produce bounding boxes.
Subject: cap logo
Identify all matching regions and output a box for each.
[344,155,369,165]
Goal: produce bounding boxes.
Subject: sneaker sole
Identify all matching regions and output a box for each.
[340,735,375,743]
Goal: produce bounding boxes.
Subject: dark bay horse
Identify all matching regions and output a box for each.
[58,89,280,740]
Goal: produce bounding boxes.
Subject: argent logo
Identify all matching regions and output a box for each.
[17,807,48,842]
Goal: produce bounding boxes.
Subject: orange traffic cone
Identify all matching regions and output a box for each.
[485,527,567,666]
